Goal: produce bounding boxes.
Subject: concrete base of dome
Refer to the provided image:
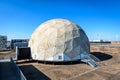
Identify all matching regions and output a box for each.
[31,52,89,62]
[36,59,84,65]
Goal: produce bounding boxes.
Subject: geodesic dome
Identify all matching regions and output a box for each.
[29,19,90,61]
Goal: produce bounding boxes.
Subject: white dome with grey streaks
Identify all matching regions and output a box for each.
[29,19,90,61]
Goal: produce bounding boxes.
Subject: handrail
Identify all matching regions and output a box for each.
[88,54,100,62]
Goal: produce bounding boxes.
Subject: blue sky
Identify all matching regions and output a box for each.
[0,0,120,41]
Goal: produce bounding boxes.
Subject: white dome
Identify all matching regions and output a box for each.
[29,19,90,61]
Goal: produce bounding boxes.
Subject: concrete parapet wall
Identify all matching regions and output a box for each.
[111,41,120,44]
[90,45,120,54]
[10,57,27,80]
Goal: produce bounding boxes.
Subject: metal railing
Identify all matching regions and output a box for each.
[10,57,27,80]
[88,54,100,62]
[81,53,100,67]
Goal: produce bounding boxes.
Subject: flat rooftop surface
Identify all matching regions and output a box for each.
[17,45,120,80]
[0,45,120,80]
[18,61,94,80]
[0,62,17,80]
[0,50,16,60]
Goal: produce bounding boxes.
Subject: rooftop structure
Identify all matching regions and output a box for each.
[29,19,91,62]
[0,35,7,50]
[10,39,29,49]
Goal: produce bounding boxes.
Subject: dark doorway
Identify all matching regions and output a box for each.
[17,47,31,60]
